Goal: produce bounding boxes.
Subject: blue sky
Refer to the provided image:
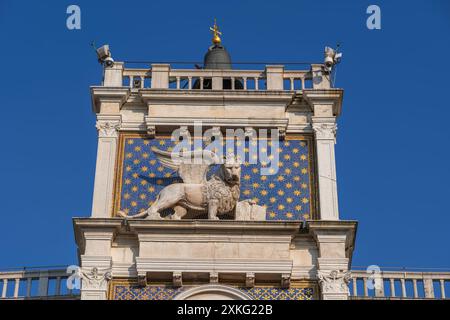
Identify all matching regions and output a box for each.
[0,0,449,270]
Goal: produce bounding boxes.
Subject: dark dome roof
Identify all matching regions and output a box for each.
[193,42,243,90]
[203,44,232,69]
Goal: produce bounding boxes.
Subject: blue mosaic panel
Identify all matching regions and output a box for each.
[240,287,314,300]
[114,285,182,300]
[112,285,314,300]
[116,136,313,220]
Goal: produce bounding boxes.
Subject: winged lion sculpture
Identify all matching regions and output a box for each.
[118,147,245,220]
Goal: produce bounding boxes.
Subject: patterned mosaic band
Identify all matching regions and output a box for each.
[114,134,315,221]
[112,284,315,300]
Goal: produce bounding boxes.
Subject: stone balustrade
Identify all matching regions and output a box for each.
[350,268,450,299]
[1,265,449,300]
[0,267,80,300]
[118,63,318,91]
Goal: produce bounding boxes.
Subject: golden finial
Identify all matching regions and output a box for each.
[209,18,222,45]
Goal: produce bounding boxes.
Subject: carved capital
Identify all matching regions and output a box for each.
[80,267,111,291]
[96,121,121,138]
[312,122,337,140]
[317,269,351,294]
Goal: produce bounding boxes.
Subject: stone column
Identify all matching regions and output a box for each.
[91,114,121,218]
[312,117,339,220]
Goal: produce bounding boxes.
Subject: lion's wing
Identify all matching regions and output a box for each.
[151,147,220,184]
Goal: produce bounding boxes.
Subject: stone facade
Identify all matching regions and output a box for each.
[73,53,357,300]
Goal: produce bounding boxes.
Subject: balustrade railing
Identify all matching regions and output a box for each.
[4,265,447,300]
[350,268,450,300]
[0,266,79,300]
[116,63,317,91]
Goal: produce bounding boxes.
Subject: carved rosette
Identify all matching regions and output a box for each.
[80,267,112,291]
[317,270,351,295]
[312,123,337,140]
[96,121,121,138]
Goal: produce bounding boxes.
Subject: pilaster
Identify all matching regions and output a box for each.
[308,220,357,300]
[91,114,121,218]
[304,89,343,220]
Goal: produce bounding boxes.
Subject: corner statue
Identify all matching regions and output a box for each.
[118,147,266,220]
